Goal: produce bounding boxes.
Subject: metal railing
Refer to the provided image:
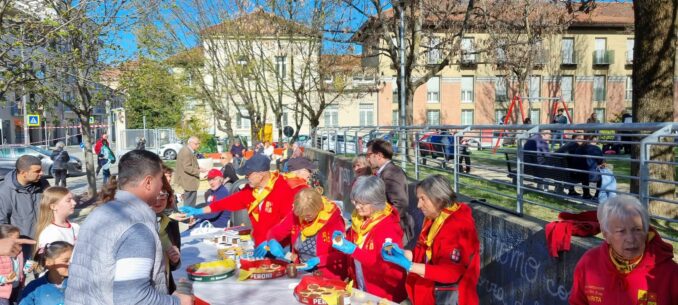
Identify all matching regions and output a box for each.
[314,123,678,240]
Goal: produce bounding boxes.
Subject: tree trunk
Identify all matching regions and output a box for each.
[631,0,677,221]
[79,115,97,197]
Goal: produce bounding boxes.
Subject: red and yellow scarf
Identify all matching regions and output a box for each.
[419,204,460,261]
[351,204,393,246]
[249,171,280,222]
[298,197,337,241]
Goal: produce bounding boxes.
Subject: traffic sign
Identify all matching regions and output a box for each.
[27,115,40,127]
[89,116,94,124]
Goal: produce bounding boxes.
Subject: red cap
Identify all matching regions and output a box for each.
[207,169,223,180]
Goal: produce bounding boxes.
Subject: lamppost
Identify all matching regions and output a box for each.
[397,0,407,168]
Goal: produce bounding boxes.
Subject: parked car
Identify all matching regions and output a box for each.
[158,143,184,160]
[321,135,358,154]
[0,146,85,178]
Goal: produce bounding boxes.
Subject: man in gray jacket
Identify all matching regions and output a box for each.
[65,150,192,305]
[0,155,49,238]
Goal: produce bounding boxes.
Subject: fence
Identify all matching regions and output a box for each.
[314,123,678,240]
[120,129,178,152]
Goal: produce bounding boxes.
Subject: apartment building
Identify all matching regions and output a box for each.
[361,3,678,126]
[178,10,378,143]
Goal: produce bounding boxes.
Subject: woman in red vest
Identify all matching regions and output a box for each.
[569,195,677,305]
[332,176,407,303]
[263,188,346,280]
[381,174,480,305]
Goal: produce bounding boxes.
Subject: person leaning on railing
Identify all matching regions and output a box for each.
[569,195,677,305]
[380,174,480,305]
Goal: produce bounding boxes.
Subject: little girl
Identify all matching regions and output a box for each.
[0,224,26,305]
[19,241,73,305]
[34,187,79,248]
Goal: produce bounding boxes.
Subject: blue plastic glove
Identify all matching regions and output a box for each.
[267,239,285,258]
[254,241,268,258]
[299,257,320,271]
[331,230,356,255]
[179,206,203,217]
[381,242,412,271]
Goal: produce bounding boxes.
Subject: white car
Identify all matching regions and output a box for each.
[158,143,184,160]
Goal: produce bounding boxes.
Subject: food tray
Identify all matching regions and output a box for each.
[186,259,236,282]
[239,258,288,280]
[293,275,351,305]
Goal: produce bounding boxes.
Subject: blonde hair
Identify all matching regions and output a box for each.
[34,187,71,246]
[293,188,324,217]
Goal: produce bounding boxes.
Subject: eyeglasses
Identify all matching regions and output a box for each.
[156,192,169,200]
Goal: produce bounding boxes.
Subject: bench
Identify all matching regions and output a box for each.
[504,152,569,187]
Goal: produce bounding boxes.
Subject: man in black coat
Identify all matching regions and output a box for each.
[366,139,414,246]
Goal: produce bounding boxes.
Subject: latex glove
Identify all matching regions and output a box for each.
[381,242,412,271]
[331,230,356,255]
[254,241,268,258]
[267,239,285,258]
[179,206,203,217]
[299,257,320,271]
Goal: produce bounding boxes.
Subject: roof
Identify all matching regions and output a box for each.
[200,8,319,38]
[354,2,633,41]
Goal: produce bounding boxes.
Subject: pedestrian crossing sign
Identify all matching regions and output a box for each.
[27,115,40,127]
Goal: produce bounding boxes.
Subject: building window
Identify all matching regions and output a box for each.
[427,110,440,125]
[495,76,508,102]
[626,39,634,64]
[461,110,474,125]
[529,109,541,124]
[275,56,286,78]
[428,37,441,64]
[461,37,475,63]
[594,108,606,123]
[461,76,474,103]
[323,106,339,127]
[282,112,289,127]
[561,75,573,102]
[561,38,575,64]
[529,75,541,100]
[593,75,606,102]
[392,78,398,104]
[495,109,507,124]
[496,40,507,64]
[625,76,632,101]
[359,104,374,127]
[237,112,251,129]
[594,38,607,64]
[392,110,399,125]
[427,77,440,103]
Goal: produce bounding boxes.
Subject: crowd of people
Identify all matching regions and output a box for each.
[0,130,672,305]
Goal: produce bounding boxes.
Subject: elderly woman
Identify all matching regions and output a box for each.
[262,188,346,279]
[381,174,480,305]
[332,176,407,303]
[569,195,677,305]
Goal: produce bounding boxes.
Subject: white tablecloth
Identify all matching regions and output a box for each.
[174,234,397,305]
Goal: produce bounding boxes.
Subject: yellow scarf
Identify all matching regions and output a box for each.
[299,197,336,241]
[608,230,654,274]
[249,171,280,222]
[351,204,393,246]
[423,204,460,261]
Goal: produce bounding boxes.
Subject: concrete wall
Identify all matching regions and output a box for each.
[305,147,601,305]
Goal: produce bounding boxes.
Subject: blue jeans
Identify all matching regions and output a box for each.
[103,169,111,185]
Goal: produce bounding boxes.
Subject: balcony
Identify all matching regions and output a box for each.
[625,51,633,66]
[460,52,477,68]
[592,50,614,66]
[561,51,577,67]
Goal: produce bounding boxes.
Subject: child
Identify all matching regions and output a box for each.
[34,187,79,249]
[0,225,26,305]
[18,241,73,305]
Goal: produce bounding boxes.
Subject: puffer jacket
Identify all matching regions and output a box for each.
[0,253,24,299]
[0,170,50,238]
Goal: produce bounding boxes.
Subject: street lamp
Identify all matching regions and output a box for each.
[397,0,407,168]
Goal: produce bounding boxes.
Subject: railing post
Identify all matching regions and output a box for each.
[516,126,539,215]
[453,127,471,194]
[638,124,673,208]
[414,131,420,181]
[354,130,360,154]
